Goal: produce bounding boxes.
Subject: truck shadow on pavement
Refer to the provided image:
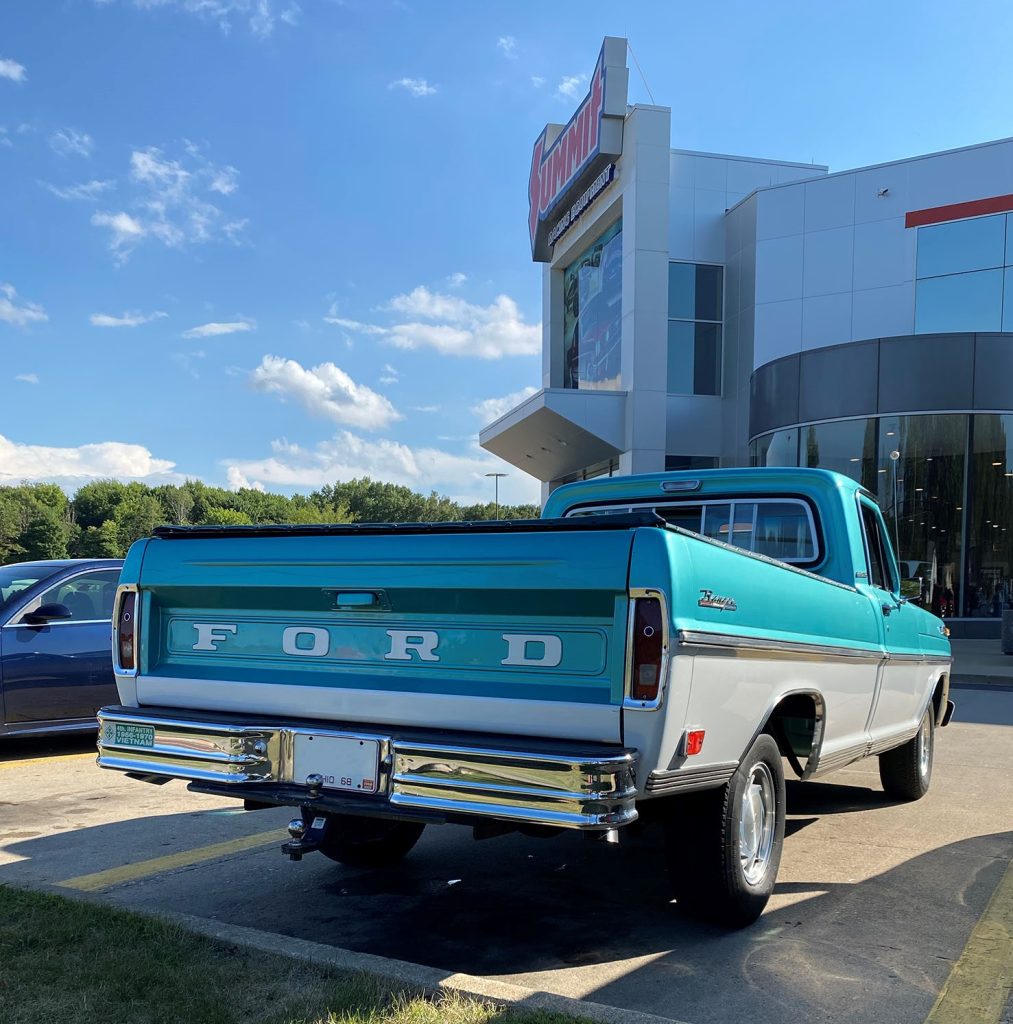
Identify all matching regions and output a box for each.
[2,780,1010,1024]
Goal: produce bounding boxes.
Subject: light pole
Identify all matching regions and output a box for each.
[485,472,507,519]
[890,450,901,557]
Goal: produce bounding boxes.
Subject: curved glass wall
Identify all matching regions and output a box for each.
[750,414,1013,619]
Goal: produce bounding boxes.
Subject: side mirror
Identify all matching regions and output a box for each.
[23,602,73,625]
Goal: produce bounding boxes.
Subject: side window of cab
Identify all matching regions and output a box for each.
[859,500,899,595]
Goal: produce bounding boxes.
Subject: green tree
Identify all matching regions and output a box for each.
[114,492,165,550]
[73,480,129,530]
[75,519,123,558]
[199,506,254,526]
[20,505,71,560]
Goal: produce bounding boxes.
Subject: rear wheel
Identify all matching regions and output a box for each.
[666,733,786,927]
[315,813,425,868]
[878,708,934,801]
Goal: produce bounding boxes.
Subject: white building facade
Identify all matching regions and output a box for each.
[480,37,1013,635]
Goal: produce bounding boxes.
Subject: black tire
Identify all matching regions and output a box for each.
[666,733,786,928]
[314,813,425,868]
[879,708,934,801]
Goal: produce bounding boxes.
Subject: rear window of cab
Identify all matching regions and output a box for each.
[566,497,820,567]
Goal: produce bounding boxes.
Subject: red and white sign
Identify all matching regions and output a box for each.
[528,38,628,262]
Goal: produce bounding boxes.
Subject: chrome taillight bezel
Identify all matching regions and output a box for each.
[623,588,670,711]
[113,583,139,676]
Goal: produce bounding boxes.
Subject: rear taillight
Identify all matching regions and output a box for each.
[630,597,665,703]
[117,591,137,672]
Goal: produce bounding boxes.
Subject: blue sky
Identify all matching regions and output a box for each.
[3,0,1013,506]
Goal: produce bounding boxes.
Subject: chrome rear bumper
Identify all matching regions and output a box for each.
[96,706,638,831]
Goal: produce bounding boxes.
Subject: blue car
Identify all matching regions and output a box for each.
[0,559,122,738]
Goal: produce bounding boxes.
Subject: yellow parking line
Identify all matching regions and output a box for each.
[0,752,95,771]
[58,829,287,893]
[925,857,1013,1024]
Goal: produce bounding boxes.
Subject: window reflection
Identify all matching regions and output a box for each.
[967,415,1013,616]
[877,415,965,617]
[804,419,879,491]
[750,428,798,467]
[916,214,1005,278]
[914,269,1003,333]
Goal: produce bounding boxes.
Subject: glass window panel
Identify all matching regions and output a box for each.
[562,219,622,390]
[1007,214,1013,267]
[754,502,816,562]
[878,414,966,616]
[914,269,1003,334]
[1003,268,1013,332]
[861,503,889,590]
[694,264,723,322]
[730,502,756,550]
[803,418,879,490]
[693,323,722,396]
[656,504,703,531]
[668,262,695,320]
[21,569,120,623]
[917,215,1005,278]
[665,455,719,471]
[667,320,694,393]
[751,429,799,468]
[966,414,1013,618]
[702,504,731,542]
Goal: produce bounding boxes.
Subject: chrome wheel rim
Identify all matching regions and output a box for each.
[918,713,932,777]
[739,761,776,886]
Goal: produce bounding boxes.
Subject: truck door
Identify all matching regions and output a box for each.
[857,499,927,746]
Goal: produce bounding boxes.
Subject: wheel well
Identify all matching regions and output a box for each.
[765,692,824,778]
[932,674,949,725]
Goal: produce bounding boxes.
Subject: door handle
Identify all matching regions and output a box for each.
[882,603,893,617]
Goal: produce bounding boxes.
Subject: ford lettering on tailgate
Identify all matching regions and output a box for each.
[170,619,607,674]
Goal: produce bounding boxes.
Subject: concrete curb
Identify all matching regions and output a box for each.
[15,881,688,1024]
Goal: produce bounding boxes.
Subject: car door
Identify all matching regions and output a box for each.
[857,499,927,747]
[0,568,120,725]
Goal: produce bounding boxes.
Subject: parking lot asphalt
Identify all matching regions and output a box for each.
[2,686,1011,1024]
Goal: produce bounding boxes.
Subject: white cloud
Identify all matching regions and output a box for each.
[98,1,297,37]
[388,77,437,98]
[182,317,254,338]
[90,210,146,257]
[556,73,587,100]
[530,75,545,88]
[379,363,399,386]
[0,127,11,148]
[249,355,402,431]
[0,283,47,328]
[50,128,94,158]
[90,310,168,328]
[0,58,26,84]
[447,271,468,288]
[43,179,115,201]
[410,404,441,414]
[497,36,517,58]
[324,316,387,336]
[172,350,206,379]
[0,434,176,484]
[471,386,538,424]
[15,373,39,385]
[86,144,244,260]
[224,431,539,505]
[327,287,540,359]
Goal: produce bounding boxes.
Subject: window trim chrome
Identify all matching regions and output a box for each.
[566,496,821,566]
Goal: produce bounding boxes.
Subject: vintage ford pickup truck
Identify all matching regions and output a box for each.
[97,469,953,925]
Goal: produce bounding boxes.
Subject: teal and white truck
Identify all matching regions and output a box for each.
[97,469,953,926]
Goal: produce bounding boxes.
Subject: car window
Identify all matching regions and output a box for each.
[17,569,120,623]
[754,502,816,562]
[860,502,896,592]
[0,565,62,614]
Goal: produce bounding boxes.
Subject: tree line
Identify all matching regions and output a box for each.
[0,478,541,563]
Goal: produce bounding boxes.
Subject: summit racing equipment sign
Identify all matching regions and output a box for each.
[528,37,628,262]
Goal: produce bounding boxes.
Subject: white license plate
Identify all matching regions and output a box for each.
[291,733,380,794]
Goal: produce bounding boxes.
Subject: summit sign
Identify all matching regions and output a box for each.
[527,37,629,262]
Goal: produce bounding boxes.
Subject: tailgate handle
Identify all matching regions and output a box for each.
[326,590,390,611]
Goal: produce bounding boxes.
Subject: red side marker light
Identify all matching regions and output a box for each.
[684,729,705,756]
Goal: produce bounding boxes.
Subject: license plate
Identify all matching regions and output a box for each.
[111,723,155,748]
[292,734,380,794]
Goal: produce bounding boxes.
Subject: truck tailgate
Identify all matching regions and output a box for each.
[131,523,636,743]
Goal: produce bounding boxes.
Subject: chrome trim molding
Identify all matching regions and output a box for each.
[97,707,639,831]
[645,761,738,795]
[622,587,671,711]
[677,630,885,664]
[810,740,871,777]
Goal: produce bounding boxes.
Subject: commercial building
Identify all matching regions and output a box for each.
[479,37,1013,635]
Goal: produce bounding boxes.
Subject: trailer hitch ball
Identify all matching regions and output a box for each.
[287,818,306,840]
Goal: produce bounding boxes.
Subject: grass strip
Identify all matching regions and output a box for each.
[0,886,580,1024]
